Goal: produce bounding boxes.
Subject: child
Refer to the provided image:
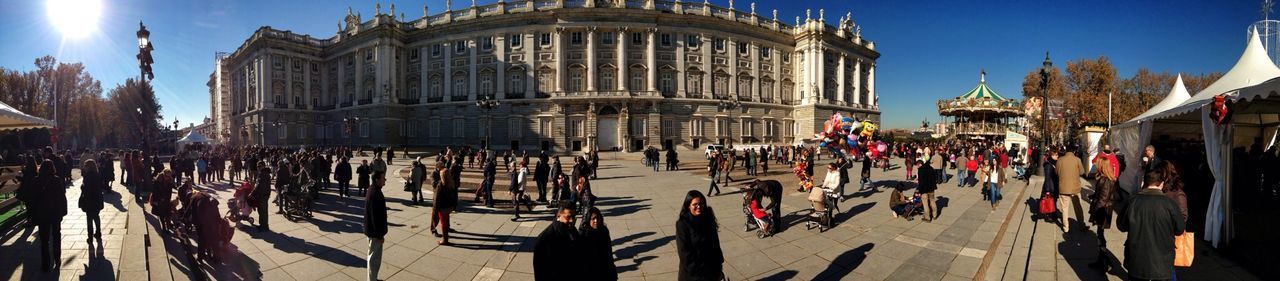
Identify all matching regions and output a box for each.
[747,194,772,236]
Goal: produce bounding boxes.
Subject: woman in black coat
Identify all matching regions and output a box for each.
[675,190,723,281]
[579,207,618,281]
[36,159,67,271]
[17,156,37,229]
[79,160,105,242]
[334,157,353,197]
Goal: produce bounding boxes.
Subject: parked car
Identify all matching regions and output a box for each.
[703,144,725,158]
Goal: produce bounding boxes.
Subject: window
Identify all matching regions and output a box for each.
[407,122,417,138]
[509,119,523,138]
[714,39,725,52]
[509,71,524,93]
[410,49,420,60]
[738,42,748,55]
[539,119,553,135]
[399,123,405,137]
[273,56,282,68]
[347,56,354,66]
[571,32,583,45]
[632,32,643,45]
[630,70,644,91]
[453,76,467,98]
[480,72,494,97]
[762,46,771,58]
[660,34,671,46]
[297,125,307,139]
[687,35,700,48]
[660,72,673,94]
[631,117,647,136]
[428,75,442,98]
[570,119,585,137]
[510,34,522,47]
[278,125,287,140]
[365,50,373,61]
[455,41,467,53]
[601,70,615,90]
[431,44,441,57]
[429,119,440,137]
[453,119,465,137]
[540,33,551,46]
[311,63,319,72]
[569,67,584,92]
[481,37,493,50]
[359,121,370,138]
[602,33,614,45]
[690,118,703,137]
[537,69,555,94]
[662,119,674,136]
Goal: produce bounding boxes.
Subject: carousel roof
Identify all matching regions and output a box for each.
[958,71,1006,101]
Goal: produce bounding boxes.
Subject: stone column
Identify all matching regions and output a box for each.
[496,34,507,99]
[443,42,453,101]
[836,53,845,106]
[525,31,536,98]
[303,58,312,109]
[772,47,781,103]
[852,58,862,105]
[750,43,760,101]
[868,63,876,106]
[675,33,686,97]
[700,34,711,97]
[555,27,566,92]
[617,28,627,91]
[469,38,478,101]
[727,39,737,99]
[646,28,657,92]
[586,27,597,91]
[816,45,826,103]
[419,46,429,100]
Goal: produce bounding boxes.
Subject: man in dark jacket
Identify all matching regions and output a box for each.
[666,148,679,171]
[252,165,272,231]
[534,159,550,203]
[533,205,579,281]
[334,158,353,197]
[549,157,564,204]
[1117,169,1185,281]
[356,160,371,196]
[364,172,389,281]
[480,158,497,207]
[916,161,938,222]
[835,157,850,200]
[274,161,292,214]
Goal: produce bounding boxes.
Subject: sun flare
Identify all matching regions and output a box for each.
[46,0,103,39]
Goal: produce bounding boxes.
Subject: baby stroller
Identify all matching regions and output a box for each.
[225,181,256,225]
[740,189,772,238]
[894,193,925,221]
[805,187,840,232]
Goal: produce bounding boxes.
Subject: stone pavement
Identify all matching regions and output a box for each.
[0,152,1266,281]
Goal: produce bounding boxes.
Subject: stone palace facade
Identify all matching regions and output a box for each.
[211,0,880,152]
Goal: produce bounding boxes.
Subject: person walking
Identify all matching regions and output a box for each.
[706,152,721,196]
[1057,148,1085,233]
[253,165,272,231]
[364,172,389,281]
[511,161,532,221]
[356,160,371,197]
[385,146,395,165]
[17,156,37,230]
[79,160,105,244]
[1117,169,1186,281]
[916,160,938,222]
[980,159,1006,209]
[956,152,969,188]
[675,190,724,281]
[431,162,457,244]
[549,157,564,205]
[835,156,850,200]
[274,162,292,214]
[335,157,353,198]
[534,158,550,203]
[759,147,769,174]
[533,205,580,281]
[745,149,756,176]
[579,207,617,281]
[666,148,679,171]
[930,148,945,184]
[35,160,67,272]
[409,159,426,204]
[480,157,497,207]
[860,150,874,191]
[1087,156,1119,272]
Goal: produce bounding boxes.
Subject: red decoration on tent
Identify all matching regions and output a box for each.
[1210,94,1232,125]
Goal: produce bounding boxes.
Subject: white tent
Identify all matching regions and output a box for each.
[175,130,210,151]
[0,100,55,131]
[1113,75,1192,191]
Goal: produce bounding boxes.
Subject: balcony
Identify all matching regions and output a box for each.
[339,101,352,108]
[737,95,752,102]
[686,92,704,99]
[294,104,308,110]
[314,104,335,111]
[450,95,468,101]
[535,92,551,98]
[397,98,419,105]
[357,98,372,105]
[505,92,526,99]
[760,98,774,104]
[273,102,287,108]
[781,99,796,105]
[426,97,443,103]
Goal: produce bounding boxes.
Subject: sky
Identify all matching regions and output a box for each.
[0,0,1266,130]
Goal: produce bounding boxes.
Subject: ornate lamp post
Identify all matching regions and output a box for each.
[476,96,501,149]
[717,97,742,148]
[136,22,155,154]
[343,113,361,145]
[1039,52,1052,148]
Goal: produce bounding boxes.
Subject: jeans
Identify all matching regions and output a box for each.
[708,171,720,195]
[367,238,384,281]
[988,183,1001,206]
[38,219,62,269]
[938,169,946,183]
[86,211,101,237]
[536,180,548,201]
[956,170,968,187]
[653,160,659,172]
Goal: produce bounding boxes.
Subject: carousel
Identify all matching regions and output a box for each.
[937,71,1023,141]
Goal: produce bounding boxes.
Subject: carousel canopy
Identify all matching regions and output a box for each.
[958,72,1006,101]
[0,100,55,131]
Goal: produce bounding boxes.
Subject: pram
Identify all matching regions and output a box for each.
[175,183,234,263]
[225,181,256,225]
[740,189,772,238]
[805,187,840,232]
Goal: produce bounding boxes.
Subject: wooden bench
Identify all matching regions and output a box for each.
[0,165,26,225]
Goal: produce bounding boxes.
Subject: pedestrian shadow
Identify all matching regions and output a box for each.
[198,245,264,281]
[594,175,642,181]
[243,227,365,267]
[614,236,675,274]
[103,188,127,212]
[610,231,654,247]
[78,241,115,281]
[814,243,874,280]
[757,270,798,281]
[834,202,877,225]
[1057,228,1126,281]
[935,196,949,218]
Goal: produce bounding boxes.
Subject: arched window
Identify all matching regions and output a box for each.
[452,73,468,99]
[479,69,495,98]
[660,71,675,95]
[600,65,616,91]
[686,69,703,95]
[629,65,646,91]
[737,76,752,100]
[569,66,585,92]
[428,74,442,100]
[537,67,555,95]
[713,72,730,98]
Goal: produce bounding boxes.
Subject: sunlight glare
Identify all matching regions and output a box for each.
[46,0,103,39]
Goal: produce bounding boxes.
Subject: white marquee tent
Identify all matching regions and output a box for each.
[175,130,210,151]
[1110,27,1280,248]
[0,100,55,131]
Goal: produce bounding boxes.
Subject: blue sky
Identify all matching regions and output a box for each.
[0,0,1264,129]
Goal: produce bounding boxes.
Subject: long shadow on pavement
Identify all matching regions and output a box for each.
[1057,226,1127,281]
[814,243,875,280]
[243,227,365,267]
[614,235,675,274]
[757,270,798,281]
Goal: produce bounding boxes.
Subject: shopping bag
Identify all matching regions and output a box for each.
[1175,231,1195,267]
[1038,193,1057,214]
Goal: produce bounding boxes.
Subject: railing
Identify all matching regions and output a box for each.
[451,95,469,101]
[937,98,1022,113]
[427,97,444,103]
[686,92,704,99]
[737,95,753,102]
[339,101,352,107]
[315,104,335,111]
[781,99,796,105]
[397,98,419,105]
[294,104,308,110]
[357,98,372,105]
[952,123,1008,135]
[760,97,774,104]
[273,102,288,108]
[505,92,526,99]
[535,92,552,98]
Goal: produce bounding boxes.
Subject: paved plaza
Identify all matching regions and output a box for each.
[0,152,1266,281]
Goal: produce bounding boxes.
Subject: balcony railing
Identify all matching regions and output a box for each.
[535,92,551,98]
[451,95,468,101]
[293,104,308,109]
[781,99,796,105]
[357,98,372,105]
[273,102,287,108]
[397,98,419,105]
[686,92,704,99]
[339,101,352,108]
[737,95,752,102]
[426,97,444,103]
[505,92,526,99]
[314,104,335,111]
[760,98,774,104]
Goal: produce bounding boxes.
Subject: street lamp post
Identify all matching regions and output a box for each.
[1039,52,1052,148]
[717,97,742,148]
[476,96,501,150]
[137,22,155,154]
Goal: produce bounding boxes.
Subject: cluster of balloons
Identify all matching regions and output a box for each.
[814,113,878,157]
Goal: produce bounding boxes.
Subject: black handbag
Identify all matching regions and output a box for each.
[403,181,413,192]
